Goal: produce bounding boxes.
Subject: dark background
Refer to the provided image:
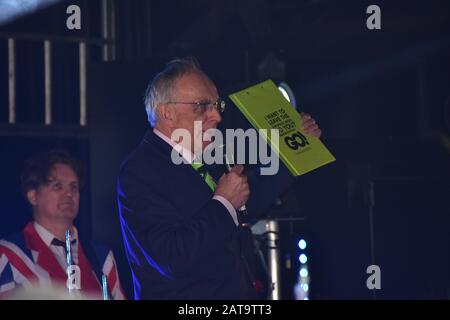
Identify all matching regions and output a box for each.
[0,0,449,299]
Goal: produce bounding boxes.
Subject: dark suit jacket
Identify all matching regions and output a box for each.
[118,129,257,299]
[118,129,292,299]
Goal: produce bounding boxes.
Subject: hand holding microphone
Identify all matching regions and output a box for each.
[214,164,250,213]
[224,153,249,215]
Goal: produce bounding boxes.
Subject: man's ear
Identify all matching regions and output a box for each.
[27,189,37,206]
[158,104,175,122]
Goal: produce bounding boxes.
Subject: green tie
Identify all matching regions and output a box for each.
[191,162,216,191]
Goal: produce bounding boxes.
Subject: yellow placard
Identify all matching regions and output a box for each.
[228,80,336,176]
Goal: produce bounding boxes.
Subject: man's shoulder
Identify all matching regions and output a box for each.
[119,131,179,183]
[0,230,26,247]
[119,148,162,184]
[0,230,31,261]
[121,131,167,167]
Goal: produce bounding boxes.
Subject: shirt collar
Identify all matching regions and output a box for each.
[33,221,78,248]
[153,128,199,164]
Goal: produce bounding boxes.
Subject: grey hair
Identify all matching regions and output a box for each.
[144,57,204,127]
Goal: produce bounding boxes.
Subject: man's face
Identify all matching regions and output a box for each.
[170,72,222,153]
[27,163,80,223]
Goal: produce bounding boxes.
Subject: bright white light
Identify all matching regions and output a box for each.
[0,0,61,26]
[300,268,308,278]
[277,82,297,109]
[298,239,307,250]
[302,283,309,292]
[299,254,308,264]
[279,87,290,102]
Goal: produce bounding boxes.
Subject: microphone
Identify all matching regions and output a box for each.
[223,150,248,215]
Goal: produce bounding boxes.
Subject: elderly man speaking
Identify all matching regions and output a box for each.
[117,57,321,300]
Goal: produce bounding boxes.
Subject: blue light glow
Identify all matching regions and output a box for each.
[299,254,308,264]
[300,267,308,278]
[298,239,307,250]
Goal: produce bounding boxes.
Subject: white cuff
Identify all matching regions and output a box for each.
[213,195,239,226]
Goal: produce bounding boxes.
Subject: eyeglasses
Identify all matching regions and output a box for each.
[163,99,226,114]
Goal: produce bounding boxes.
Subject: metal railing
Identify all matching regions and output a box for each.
[1,0,116,128]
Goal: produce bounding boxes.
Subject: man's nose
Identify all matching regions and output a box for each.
[64,187,73,197]
[207,106,222,123]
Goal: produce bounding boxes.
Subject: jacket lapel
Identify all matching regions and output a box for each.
[24,222,67,284]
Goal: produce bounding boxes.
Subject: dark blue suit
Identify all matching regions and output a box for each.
[118,129,256,299]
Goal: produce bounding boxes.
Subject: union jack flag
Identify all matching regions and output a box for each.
[0,222,126,300]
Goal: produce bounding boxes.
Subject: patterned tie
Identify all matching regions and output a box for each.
[191,162,216,191]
